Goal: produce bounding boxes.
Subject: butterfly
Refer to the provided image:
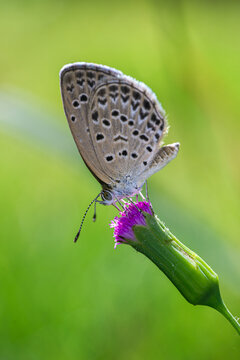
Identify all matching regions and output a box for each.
[60,62,179,239]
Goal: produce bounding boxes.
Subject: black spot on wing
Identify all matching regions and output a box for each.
[88,80,95,88]
[143,99,151,110]
[72,100,80,108]
[80,94,88,102]
[92,110,99,123]
[106,155,113,162]
[98,98,107,105]
[106,155,114,162]
[147,121,155,131]
[110,93,119,101]
[102,119,111,127]
[120,115,127,123]
[87,71,95,78]
[98,88,106,97]
[151,113,162,126]
[77,79,85,86]
[112,109,119,117]
[133,91,141,100]
[121,85,130,94]
[96,133,104,141]
[67,84,74,93]
[113,135,128,143]
[139,108,148,120]
[109,85,118,92]
[131,152,138,159]
[121,95,130,103]
[140,134,149,142]
[132,129,139,136]
[131,101,140,111]
[76,71,83,78]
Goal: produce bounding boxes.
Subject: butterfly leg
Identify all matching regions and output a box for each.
[145,180,150,202]
[139,191,146,200]
[113,203,122,212]
[126,197,143,214]
[116,199,125,211]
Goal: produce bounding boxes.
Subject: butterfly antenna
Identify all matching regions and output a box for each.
[92,198,97,222]
[74,193,101,243]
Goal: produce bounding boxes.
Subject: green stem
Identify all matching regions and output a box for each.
[214,301,240,335]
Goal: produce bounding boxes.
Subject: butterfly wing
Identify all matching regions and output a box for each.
[88,76,169,183]
[60,63,123,185]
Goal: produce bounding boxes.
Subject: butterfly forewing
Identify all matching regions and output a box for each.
[60,63,123,184]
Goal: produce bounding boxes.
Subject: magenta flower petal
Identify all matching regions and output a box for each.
[110,201,153,248]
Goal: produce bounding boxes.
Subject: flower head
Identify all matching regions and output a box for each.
[110,201,153,248]
[109,199,240,335]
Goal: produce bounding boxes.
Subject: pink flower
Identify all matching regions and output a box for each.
[110,201,153,248]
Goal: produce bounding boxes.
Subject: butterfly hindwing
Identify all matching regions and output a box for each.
[88,77,168,182]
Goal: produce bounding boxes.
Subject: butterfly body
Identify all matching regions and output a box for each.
[100,175,144,205]
[60,63,179,205]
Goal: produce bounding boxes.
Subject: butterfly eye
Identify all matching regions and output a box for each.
[101,190,113,202]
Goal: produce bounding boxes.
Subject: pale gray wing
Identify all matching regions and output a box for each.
[60,62,123,185]
[87,76,169,182]
[136,142,180,186]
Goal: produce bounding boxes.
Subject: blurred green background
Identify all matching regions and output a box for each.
[0,0,239,359]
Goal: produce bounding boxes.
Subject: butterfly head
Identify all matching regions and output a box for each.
[99,189,115,205]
